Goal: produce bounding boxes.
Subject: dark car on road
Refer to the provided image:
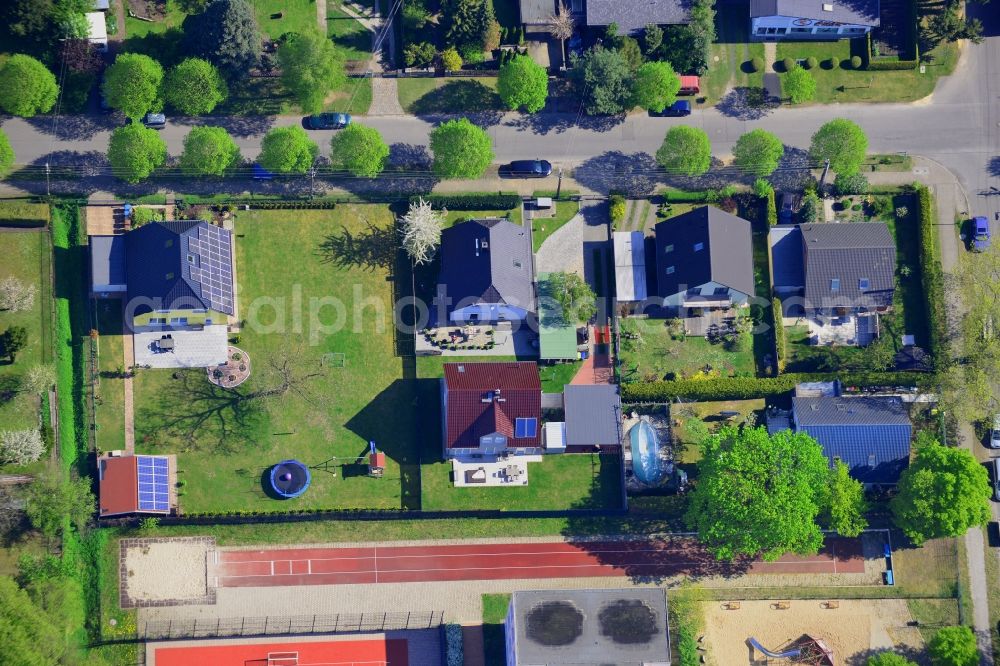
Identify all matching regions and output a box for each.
[304,113,351,130]
[972,216,991,251]
[649,100,691,117]
[142,112,166,129]
[502,159,553,178]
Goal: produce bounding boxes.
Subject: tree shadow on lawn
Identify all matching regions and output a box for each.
[344,378,421,510]
[316,219,397,271]
[135,370,268,455]
[410,80,504,127]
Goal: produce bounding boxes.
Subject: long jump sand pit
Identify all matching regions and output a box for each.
[703,599,923,665]
[120,537,216,608]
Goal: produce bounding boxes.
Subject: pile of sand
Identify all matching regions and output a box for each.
[124,540,209,602]
[702,599,919,665]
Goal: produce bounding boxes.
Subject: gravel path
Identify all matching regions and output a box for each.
[534,212,585,276]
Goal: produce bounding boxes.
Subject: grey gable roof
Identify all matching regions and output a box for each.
[90,235,126,287]
[801,222,895,309]
[750,0,879,26]
[520,0,556,24]
[793,396,911,484]
[653,206,755,299]
[565,385,622,446]
[124,220,235,316]
[586,0,692,33]
[437,218,535,313]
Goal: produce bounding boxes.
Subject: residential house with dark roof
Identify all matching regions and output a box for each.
[519,0,559,30]
[800,223,895,315]
[768,395,912,484]
[586,0,692,35]
[563,385,623,451]
[750,0,879,40]
[505,588,671,665]
[653,206,755,309]
[441,361,542,457]
[90,235,127,296]
[435,218,536,325]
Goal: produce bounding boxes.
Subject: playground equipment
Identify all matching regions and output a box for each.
[368,441,385,478]
[747,635,835,665]
[267,460,311,499]
[629,419,665,484]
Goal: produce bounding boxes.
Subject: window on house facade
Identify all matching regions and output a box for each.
[665,266,675,275]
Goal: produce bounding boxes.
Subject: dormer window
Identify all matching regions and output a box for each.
[665,266,675,275]
[693,242,704,252]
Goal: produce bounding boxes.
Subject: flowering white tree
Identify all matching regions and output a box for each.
[0,276,36,312]
[547,1,575,63]
[0,429,44,465]
[400,198,445,265]
[23,365,56,395]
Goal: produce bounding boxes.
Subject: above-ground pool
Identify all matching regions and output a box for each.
[629,420,664,485]
[268,460,311,499]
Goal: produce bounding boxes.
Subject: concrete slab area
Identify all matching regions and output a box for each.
[133,325,228,369]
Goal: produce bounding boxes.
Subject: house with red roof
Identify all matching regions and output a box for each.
[441,361,542,457]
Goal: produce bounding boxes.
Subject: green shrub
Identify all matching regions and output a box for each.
[835,172,870,196]
[781,57,797,72]
[444,624,464,666]
[823,57,836,69]
[915,184,948,370]
[750,57,764,73]
[805,57,818,70]
[609,194,626,225]
[412,193,521,210]
[766,188,777,226]
[131,207,165,226]
[850,55,863,69]
[772,298,786,371]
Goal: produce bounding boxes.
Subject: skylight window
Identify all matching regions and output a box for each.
[664,244,674,253]
[830,278,840,291]
[515,418,538,438]
[859,278,870,290]
[693,242,704,252]
[665,266,676,275]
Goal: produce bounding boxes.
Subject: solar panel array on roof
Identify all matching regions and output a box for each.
[136,455,170,512]
[186,224,234,314]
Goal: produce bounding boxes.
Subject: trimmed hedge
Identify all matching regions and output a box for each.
[443,624,464,666]
[410,193,521,210]
[772,298,786,372]
[765,189,777,226]
[915,184,949,370]
[621,371,933,402]
[0,217,46,228]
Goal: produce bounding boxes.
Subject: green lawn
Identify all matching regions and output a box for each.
[397,77,502,114]
[132,206,421,512]
[254,0,318,40]
[327,1,372,61]
[702,6,765,106]
[531,200,580,253]
[618,320,756,381]
[776,39,958,103]
[0,229,50,435]
[483,593,512,666]
[124,2,187,38]
[670,399,765,464]
[92,300,126,454]
[444,207,522,228]
[538,361,581,393]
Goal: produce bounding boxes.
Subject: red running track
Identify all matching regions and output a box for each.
[214,538,864,588]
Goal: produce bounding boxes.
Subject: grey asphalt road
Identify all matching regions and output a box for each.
[2,12,997,216]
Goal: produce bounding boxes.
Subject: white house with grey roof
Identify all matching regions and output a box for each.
[435,218,536,324]
[750,0,879,40]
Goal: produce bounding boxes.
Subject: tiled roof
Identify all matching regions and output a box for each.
[768,225,805,289]
[436,219,535,315]
[443,362,541,449]
[653,206,755,299]
[586,0,693,33]
[98,455,138,516]
[801,223,895,310]
[520,0,556,24]
[793,396,911,483]
[564,385,621,446]
[750,0,880,27]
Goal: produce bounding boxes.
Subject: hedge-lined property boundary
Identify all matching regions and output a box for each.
[864,1,919,71]
[410,193,522,210]
[621,371,934,402]
[915,184,949,371]
[772,297,787,372]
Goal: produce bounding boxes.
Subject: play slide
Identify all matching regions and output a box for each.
[747,637,802,660]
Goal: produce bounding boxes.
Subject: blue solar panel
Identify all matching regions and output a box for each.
[134,455,170,512]
[515,418,538,439]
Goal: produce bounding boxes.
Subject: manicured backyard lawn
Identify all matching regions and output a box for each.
[397,77,502,114]
[538,361,581,393]
[532,200,580,253]
[132,206,421,512]
[0,229,50,434]
[618,320,755,381]
[701,5,765,106]
[254,0,318,39]
[124,2,186,38]
[327,1,372,61]
[93,300,126,453]
[776,39,958,104]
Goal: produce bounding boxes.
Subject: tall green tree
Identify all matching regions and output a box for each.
[631,61,680,113]
[0,54,59,117]
[571,46,632,115]
[330,124,390,178]
[0,576,66,665]
[810,118,869,176]
[440,0,494,50]
[655,126,711,177]
[107,123,167,183]
[429,118,494,178]
[928,626,979,666]
[25,471,95,540]
[822,460,868,537]
[497,54,549,113]
[277,30,347,114]
[102,53,164,119]
[642,23,664,56]
[890,434,991,544]
[867,653,917,666]
[544,272,597,323]
[686,426,829,561]
[733,129,784,177]
[0,326,28,363]
[182,0,261,77]
[163,58,228,115]
[782,66,816,104]
[179,126,240,176]
[0,129,14,178]
[258,126,319,174]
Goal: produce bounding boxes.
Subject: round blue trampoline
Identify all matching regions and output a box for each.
[629,420,664,485]
[268,460,311,499]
